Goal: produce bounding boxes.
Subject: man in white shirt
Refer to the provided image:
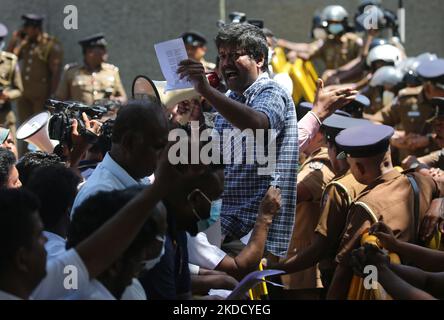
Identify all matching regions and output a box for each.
[187,186,281,280]
[26,165,80,260]
[69,101,170,298]
[71,101,169,216]
[64,187,167,300]
[0,100,183,300]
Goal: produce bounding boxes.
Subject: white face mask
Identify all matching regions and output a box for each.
[0,41,5,51]
[142,235,166,271]
[383,90,395,107]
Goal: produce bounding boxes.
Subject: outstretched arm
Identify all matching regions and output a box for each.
[215,186,281,280]
[75,144,180,278]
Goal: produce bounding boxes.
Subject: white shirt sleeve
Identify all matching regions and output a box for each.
[188,263,200,275]
[187,232,227,270]
[121,278,147,300]
[31,249,90,300]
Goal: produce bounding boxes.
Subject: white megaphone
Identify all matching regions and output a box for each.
[16,112,58,153]
[131,73,221,125]
[132,75,200,109]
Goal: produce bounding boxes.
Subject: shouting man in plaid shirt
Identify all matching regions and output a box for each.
[178,23,357,258]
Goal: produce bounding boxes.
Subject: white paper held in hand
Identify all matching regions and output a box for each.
[154,38,194,92]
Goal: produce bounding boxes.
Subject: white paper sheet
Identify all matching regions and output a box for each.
[154,38,193,91]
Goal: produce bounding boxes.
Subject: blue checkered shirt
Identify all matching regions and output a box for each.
[214,73,298,257]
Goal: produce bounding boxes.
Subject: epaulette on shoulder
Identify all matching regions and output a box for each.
[398,86,423,99]
[0,51,18,62]
[102,63,119,71]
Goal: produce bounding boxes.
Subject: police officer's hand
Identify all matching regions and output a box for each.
[401,155,419,170]
[0,91,9,104]
[10,30,26,44]
[369,221,399,253]
[420,197,444,242]
[351,245,390,277]
[391,130,409,149]
[405,133,430,150]
[286,50,299,63]
[429,167,444,181]
[259,186,281,222]
[312,79,358,122]
[177,59,210,95]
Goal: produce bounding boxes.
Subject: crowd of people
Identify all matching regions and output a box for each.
[0,1,443,300]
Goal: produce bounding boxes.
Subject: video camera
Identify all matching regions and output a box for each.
[45,99,108,146]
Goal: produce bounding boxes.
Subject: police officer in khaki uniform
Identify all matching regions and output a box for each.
[327,124,440,299]
[56,33,127,105]
[181,31,215,73]
[7,14,63,123]
[0,23,23,140]
[282,104,335,292]
[308,6,363,73]
[367,59,444,163]
[367,86,435,162]
[274,112,369,294]
[402,98,444,190]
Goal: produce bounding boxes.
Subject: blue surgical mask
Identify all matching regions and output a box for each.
[196,199,222,233]
[188,189,222,233]
[143,235,166,271]
[328,23,345,35]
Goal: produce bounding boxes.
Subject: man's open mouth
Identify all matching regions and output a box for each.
[224,70,239,80]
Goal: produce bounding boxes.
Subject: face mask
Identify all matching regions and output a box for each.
[0,41,4,51]
[313,28,327,41]
[143,235,165,271]
[382,90,395,107]
[196,199,222,233]
[189,189,222,233]
[328,23,345,35]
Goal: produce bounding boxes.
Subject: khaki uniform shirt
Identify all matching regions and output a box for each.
[283,147,335,289]
[15,33,63,99]
[368,86,436,159]
[56,62,126,105]
[314,171,367,285]
[0,51,23,101]
[336,170,440,266]
[312,33,363,70]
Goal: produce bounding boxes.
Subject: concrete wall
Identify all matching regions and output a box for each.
[1,0,443,94]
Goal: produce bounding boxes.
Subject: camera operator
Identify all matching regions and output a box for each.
[78,119,113,180]
[45,99,105,172]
